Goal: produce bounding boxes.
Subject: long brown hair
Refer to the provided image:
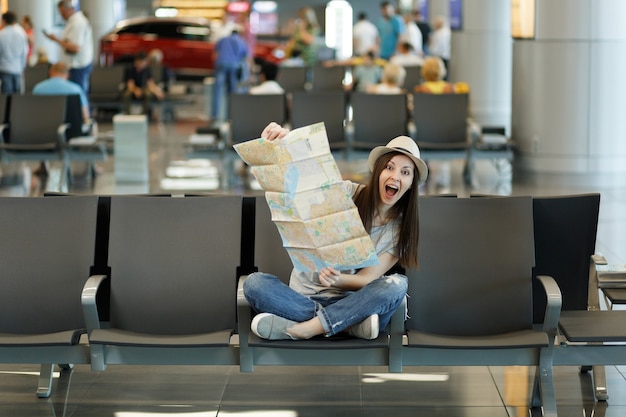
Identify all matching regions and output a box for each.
[353,152,420,269]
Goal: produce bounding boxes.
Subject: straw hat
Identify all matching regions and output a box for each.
[367,136,429,185]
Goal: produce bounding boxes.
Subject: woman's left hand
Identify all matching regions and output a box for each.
[319,266,341,287]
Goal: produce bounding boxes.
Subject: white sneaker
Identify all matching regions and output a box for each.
[251,313,298,340]
[348,314,379,340]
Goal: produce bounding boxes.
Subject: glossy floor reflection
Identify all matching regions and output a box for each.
[1,87,625,416]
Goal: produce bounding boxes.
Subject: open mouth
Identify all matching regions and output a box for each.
[385,184,399,198]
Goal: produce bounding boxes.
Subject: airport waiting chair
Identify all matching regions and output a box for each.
[60,94,107,183]
[534,193,626,402]
[411,93,472,184]
[0,94,70,189]
[311,65,346,91]
[348,92,409,156]
[276,66,308,93]
[401,196,560,417]
[0,196,98,397]
[237,196,405,373]
[23,64,50,93]
[401,65,422,91]
[290,90,349,158]
[82,195,242,371]
[88,65,126,114]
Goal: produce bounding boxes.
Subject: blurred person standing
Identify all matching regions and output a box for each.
[0,11,28,94]
[20,15,34,64]
[211,26,249,123]
[413,10,431,56]
[285,7,320,72]
[45,0,93,93]
[376,1,404,60]
[400,13,423,58]
[429,16,451,80]
[353,12,378,57]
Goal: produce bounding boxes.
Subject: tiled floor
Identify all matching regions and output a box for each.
[1,85,625,416]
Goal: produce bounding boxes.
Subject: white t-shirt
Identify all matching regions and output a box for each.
[353,19,379,56]
[61,11,93,68]
[249,81,285,95]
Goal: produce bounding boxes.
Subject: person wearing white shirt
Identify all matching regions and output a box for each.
[353,12,379,56]
[400,13,423,58]
[249,62,285,95]
[429,15,451,79]
[44,1,94,93]
[0,11,28,94]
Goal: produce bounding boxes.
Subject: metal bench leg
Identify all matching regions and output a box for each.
[36,364,54,398]
[593,364,609,401]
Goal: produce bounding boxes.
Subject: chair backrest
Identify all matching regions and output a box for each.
[8,94,67,145]
[229,93,286,145]
[532,194,600,322]
[350,92,408,148]
[23,65,50,93]
[290,90,347,146]
[402,65,422,91]
[0,93,8,124]
[412,93,468,146]
[276,66,307,93]
[107,196,241,335]
[89,65,126,97]
[0,196,98,334]
[406,196,535,335]
[311,65,345,91]
[252,195,294,285]
[64,94,84,139]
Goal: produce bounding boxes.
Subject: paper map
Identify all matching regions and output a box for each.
[233,122,378,272]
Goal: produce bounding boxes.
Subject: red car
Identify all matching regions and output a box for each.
[99,16,282,75]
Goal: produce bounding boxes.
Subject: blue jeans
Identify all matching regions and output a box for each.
[243,272,408,336]
[0,72,21,94]
[211,63,240,119]
[69,63,93,94]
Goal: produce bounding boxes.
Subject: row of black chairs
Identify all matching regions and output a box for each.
[1,192,624,413]
[201,91,512,188]
[274,64,424,93]
[0,93,106,186]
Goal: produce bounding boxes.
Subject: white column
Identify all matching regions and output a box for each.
[80,0,122,65]
[430,0,512,131]
[512,0,626,173]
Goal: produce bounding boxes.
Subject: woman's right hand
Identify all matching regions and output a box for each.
[261,122,289,141]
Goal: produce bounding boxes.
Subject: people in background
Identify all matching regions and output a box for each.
[346,51,384,92]
[0,11,28,94]
[44,0,93,93]
[400,12,423,58]
[211,25,249,123]
[376,1,404,60]
[243,121,428,341]
[20,15,34,63]
[352,12,379,57]
[122,51,164,116]
[249,61,284,94]
[414,56,457,94]
[413,9,431,56]
[285,7,320,72]
[33,62,90,123]
[429,15,451,80]
[390,42,424,67]
[366,62,406,94]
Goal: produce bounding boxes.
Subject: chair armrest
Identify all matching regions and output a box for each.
[536,275,562,339]
[57,123,70,144]
[81,274,109,334]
